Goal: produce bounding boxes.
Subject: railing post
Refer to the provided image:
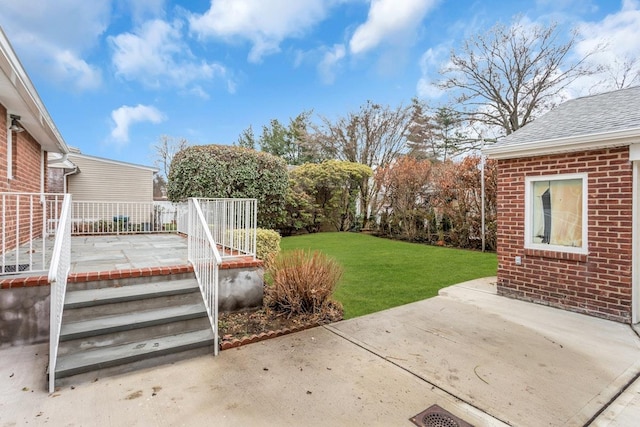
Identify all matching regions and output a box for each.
[187,199,192,261]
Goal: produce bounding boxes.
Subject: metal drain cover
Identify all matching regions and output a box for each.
[410,404,474,427]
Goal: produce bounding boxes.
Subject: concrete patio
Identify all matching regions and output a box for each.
[1,278,639,426]
[69,234,188,273]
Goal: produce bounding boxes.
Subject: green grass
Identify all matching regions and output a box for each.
[280,232,497,319]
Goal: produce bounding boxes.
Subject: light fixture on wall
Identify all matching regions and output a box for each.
[9,114,24,133]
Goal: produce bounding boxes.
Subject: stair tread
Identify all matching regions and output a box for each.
[61,304,207,339]
[55,329,215,376]
[65,278,200,307]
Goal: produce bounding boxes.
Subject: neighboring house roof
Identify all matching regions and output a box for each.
[67,151,158,172]
[484,86,640,160]
[0,27,69,154]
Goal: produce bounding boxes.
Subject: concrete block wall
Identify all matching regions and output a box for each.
[496,146,633,323]
[0,285,50,346]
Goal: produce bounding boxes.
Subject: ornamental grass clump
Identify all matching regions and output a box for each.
[265,249,343,320]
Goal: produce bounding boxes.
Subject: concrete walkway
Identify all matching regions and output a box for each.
[1,278,639,426]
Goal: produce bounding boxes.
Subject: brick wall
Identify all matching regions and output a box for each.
[496,146,633,323]
[0,104,7,192]
[48,167,65,193]
[0,102,48,252]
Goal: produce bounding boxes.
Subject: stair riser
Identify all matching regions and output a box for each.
[57,317,213,356]
[63,291,203,322]
[67,272,195,291]
[54,342,215,384]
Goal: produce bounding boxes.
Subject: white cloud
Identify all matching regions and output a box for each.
[416,45,449,99]
[52,50,103,91]
[0,0,109,90]
[188,0,330,63]
[318,44,346,84]
[349,0,437,55]
[110,104,165,144]
[572,0,640,94]
[109,19,231,94]
[126,0,166,23]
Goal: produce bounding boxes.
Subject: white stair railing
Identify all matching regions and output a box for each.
[197,198,257,259]
[187,198,222,355]
[47,194,72,393]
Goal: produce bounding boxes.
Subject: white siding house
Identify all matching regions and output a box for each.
[66,151,156,202]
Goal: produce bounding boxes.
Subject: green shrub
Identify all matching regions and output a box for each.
[228,228,281,267]
[167,145,288,229]
[265,249,343,318]
[256,228,281,267]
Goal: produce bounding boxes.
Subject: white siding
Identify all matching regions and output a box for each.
[67,154,154,202]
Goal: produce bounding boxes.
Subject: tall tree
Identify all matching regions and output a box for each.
[260,119,290,158]
[258,111,317,165]
[236,125,257,149]
[406,101,468,161]
[598,55,640,91]
[433,107,468,160]
[406,98,436,160]
[311,101,412,227]
[439,18,596,136]
[152,135,189,179]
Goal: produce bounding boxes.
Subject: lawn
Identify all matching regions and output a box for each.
[280,232,497,319]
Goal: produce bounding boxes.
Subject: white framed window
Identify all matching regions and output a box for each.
[524,173,588,254]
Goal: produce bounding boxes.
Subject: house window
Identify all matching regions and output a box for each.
[524,173,588,254]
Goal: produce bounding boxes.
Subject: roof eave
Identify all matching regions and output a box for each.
[0,27,69,154]
[483,127,640,160]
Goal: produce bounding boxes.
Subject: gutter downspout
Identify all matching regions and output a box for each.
[63,166,79,194]
[40,149,45,193]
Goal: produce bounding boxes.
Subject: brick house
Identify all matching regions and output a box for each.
[0,27,70,253]
[484,86,640,324]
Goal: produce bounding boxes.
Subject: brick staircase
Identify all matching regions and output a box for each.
[53,270,215,388]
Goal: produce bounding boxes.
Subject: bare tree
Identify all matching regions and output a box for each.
[311,101,411,227]
[596,55,640,91]
[153,135,189,179]
[439,18,597,136]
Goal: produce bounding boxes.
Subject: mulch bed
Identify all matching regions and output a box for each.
[218,306,343,350]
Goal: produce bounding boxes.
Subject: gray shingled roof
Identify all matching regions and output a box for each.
[494,85,640,146]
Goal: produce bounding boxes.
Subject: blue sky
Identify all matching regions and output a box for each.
[0,0,638,169]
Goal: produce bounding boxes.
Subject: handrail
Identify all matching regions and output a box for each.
[195,198,257,259]
[47,194,72,393]
[188,198,222,356]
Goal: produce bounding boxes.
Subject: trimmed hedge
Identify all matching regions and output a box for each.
[167,145,288,229]
[256,228,281,267]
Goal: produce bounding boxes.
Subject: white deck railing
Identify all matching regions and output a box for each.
[197,198,257,259]
[187,198,222,356]
[47,194,72,393]
[0,193,65,276]
[71,201,182,235]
